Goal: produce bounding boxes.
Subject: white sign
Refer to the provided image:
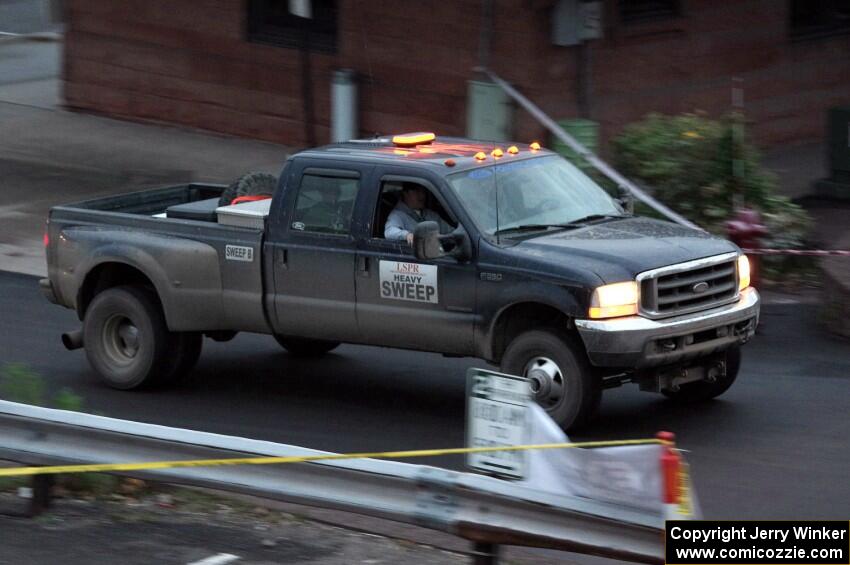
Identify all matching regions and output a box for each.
[225,245,254,262]
[466,368,531,479]
[379,260,438,304]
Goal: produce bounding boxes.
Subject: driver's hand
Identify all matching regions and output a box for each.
[406,232,414,245]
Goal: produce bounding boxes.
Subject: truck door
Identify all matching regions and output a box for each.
[354,171,476,355]
[268,163,367,342]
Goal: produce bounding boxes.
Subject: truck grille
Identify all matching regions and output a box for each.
[639,254,739,318]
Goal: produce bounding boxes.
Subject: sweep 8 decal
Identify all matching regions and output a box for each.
[379,260,438,304]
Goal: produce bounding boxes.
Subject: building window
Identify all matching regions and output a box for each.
[790,0,850,40]
[619,0,680,24]
[247,0,337,53]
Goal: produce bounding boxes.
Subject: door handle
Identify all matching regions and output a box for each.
[275,248,287,267]
[357,255,369,276]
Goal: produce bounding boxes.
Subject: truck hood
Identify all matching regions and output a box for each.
[509,217,737,283]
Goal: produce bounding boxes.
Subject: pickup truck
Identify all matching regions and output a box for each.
[41,133,760,430]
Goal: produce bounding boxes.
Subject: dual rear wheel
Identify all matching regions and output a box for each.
[84,286,201,390]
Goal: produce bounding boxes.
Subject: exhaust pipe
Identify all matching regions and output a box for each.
[62,330,83,351]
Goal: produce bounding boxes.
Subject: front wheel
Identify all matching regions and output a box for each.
[274,336,340,357]
[500,329,600,431]
[661,346,741,403]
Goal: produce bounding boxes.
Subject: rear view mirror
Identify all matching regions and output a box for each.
[616,185,634,214]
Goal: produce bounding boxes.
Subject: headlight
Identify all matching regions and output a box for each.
[737,255,751,291]
[588,281,639,319]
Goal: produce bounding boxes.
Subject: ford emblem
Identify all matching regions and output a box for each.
[692,281,710,294]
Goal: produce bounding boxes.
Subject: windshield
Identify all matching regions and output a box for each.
[447,155,622,236]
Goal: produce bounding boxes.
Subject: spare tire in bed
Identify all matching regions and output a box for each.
[218,172,278,207]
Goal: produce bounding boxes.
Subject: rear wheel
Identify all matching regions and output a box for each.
[274,336,340,357]
[218,172,277,206]
[500,329,601,431]
[83,286,170,390]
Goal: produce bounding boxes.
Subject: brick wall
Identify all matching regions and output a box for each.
[64,0,850,149]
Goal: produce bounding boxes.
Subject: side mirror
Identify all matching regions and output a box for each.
[413,222,471,262]
[413,221,443,260]
[616,185,634,214]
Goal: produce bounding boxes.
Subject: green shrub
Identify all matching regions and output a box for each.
[0,363,45,406]
[612,113,811,260]
[0,363,84,411]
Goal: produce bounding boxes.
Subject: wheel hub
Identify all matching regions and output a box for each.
[523,356,565,409]
[103,315,140,364]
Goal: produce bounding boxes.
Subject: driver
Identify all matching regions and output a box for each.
[384,183,452,244]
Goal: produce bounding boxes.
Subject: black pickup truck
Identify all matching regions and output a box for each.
[41,134,760,430]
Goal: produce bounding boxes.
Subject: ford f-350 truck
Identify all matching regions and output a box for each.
[41,134,760,430]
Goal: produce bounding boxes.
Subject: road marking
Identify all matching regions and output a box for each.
[187,553,240,565]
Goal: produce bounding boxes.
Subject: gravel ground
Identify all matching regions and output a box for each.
[0,484,470,565]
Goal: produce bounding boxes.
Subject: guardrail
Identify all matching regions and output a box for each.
[0,399,664,564]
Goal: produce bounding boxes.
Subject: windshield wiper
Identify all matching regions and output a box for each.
[563,213,630,226]
[493,215,630,236]
[493,224,577,236]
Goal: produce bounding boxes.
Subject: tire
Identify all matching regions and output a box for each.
[274,336,340,357]
[500,329,601,431]
[218,172,277,206]
[160,331,203,383]
[83,286,171,390]
[661,346,741,403]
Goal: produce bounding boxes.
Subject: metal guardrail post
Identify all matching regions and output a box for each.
[480,69,703,232]
[473,541,500,565]
[29,474,53,517]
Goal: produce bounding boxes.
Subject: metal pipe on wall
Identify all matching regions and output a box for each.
[331,69,358,142]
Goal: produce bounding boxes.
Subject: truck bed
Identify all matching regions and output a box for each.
[46,183,271,334]
[70,183,225,216]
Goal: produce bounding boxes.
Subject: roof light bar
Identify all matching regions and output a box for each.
[392,132,436,147]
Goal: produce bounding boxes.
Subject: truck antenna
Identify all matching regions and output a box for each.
[494,144,501,245]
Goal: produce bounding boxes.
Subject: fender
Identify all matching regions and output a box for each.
[476,276,587,361]
[58,227,224,331]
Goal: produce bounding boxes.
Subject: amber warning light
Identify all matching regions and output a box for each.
[392,132,436,147]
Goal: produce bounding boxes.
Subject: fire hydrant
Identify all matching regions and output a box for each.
[725,208,767,289]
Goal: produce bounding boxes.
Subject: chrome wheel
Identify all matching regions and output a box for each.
[524,356,566,409]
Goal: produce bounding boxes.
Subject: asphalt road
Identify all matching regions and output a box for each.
[1,270,849,520]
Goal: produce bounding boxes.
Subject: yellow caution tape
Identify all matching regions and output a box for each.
[0,438,666,477]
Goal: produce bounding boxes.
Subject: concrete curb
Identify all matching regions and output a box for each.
[820,233,850,340]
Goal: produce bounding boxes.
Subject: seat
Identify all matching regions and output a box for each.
[376,189,400,238]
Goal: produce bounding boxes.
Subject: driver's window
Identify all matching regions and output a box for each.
[373,180,456,242]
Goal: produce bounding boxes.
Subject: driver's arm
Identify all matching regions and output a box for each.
[384,210,410,241]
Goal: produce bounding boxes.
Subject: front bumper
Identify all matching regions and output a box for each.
[575,286,760,368]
